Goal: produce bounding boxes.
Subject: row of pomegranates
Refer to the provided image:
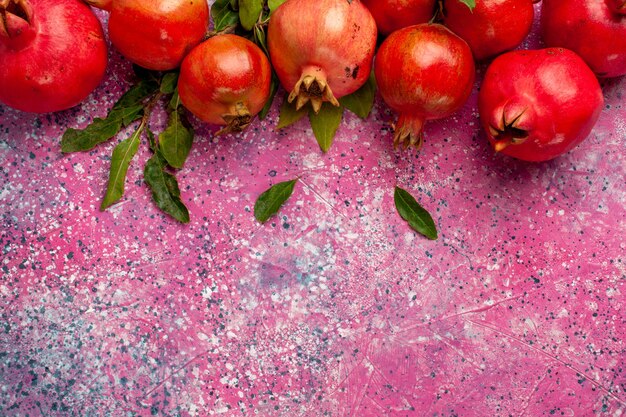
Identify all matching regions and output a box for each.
[1,0,625,162]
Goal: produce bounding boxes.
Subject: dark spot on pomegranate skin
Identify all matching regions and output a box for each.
[351,65,359,79]
[345,67,351,77]
[352,23,360,40]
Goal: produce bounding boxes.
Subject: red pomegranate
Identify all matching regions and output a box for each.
[108,0,209,71]
[267,0,377,113]
[541,0,626,77]
[178,35,272,135]
[374,24,475,149]
[0,0,107,113]
[361,0,436,37]
[478,48,604,162]
[443,0,535,61]
[0,0,108,113]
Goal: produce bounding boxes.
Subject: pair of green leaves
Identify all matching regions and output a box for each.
[212,0,286,33]
[255,180,437,240]
[277,73,377,152]
[61,71,193,223]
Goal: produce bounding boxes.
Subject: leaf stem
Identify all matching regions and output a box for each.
[141,91,163,127]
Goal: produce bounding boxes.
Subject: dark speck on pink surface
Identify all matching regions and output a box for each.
[0,6,625,417]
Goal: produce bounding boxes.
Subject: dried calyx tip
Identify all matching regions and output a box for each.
[393,129,424,150]
[217,102,252,136]
[288,74,339,113]
[0,0,34,43]
[0,0,30,20]
[393,115,425,151]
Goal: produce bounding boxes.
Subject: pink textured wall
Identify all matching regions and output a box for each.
[1,7,625,417]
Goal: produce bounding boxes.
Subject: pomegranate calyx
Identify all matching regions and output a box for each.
[490,111,530,152]
[393,114,425,150]
[0,0,34,46]
[217,102,253,136]
[288,73,340,114]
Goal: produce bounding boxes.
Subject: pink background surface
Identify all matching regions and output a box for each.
[1,6,625,417]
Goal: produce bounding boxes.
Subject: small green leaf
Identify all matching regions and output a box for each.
[459,0,475,11]
[158,109,194,169]
[61,115,129,153]
[160,72,179,94]
[259,74,278,120]
[394,187,438,240]
[268,0,287,14]
[115,80,159,126]
[239,0,263,31]
[339,72,376,119]
[168,88,181,111]
[308,103,343,152]
[254,179,298,223]
[144,153,190,223]
[211,0,240,32]
[61,80,159,153]
[100,125,143,210]
[276,96,308,129]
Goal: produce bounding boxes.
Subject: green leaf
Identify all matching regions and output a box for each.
[100,124,143,210]
[276,96,307,129]
[147,129,157,152]
[160,72,179,94]
[268,0,287,14]
[339,72,377,119]
[239,0,263,31]
[168,88,181,111]
[394,187,438,240]
[308,103,343,152]
[459,0,475,11]
[61,115,130,153]
[158,109,194,169]
[114,80,160,115]
[115,80,159,126]
[254,179,298,223]
[259,75,279,120]
[61,80,159,153]
[144,153,190,223]
[211,0,240,32]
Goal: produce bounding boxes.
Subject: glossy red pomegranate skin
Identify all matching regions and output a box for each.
[541,0,626,77]
[478,48,604,162]
[178,35,271,134]
[0,0,108,113]
[267,0,377,112]
[374,24,475,148]
[444,0,535,61]
[362,0,436,37]
[108,0,209,71]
